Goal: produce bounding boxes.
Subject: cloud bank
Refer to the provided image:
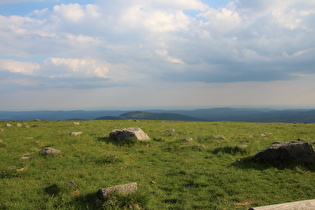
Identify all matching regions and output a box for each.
[0,0,314,109]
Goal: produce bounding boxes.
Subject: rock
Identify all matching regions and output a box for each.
[5,124,11,127]
[215,135,225,140]
[70,132,83,136]
[67,181,78,187]
[183,138,193,142]
[236,144,248,149]
[19,157,30,161]
[110,127,150,141]
[17,123,23,127]
[260,133,268,137]
[181,144,206,149]
[253,141,315,165]
[39,147,62,155]
[98,182,138,199]
[165,129,175,133]
[73,122,80,125]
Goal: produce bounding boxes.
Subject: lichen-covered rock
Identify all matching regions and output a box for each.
[110,127,150,141]
[253,141,315,165]
[98,182,137,199]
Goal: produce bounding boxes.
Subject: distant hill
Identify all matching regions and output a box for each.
[95,111,203,121]
[1,108,315,122]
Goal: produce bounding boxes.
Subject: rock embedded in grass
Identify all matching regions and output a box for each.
[110,127,150,141]
[253,141,315,165]
[39,147,62,155]
[165,129,175,133]
[181,144,206,149]
[70,132,83,136]
[183,138,193,142]
[98,182,138,199]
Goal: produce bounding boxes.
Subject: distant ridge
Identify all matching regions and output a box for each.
[95,111,203,121]
[0,108,315,122]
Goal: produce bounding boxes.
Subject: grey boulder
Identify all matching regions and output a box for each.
[110,127,150,141]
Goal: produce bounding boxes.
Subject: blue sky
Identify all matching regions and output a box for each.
[0,0,315,110]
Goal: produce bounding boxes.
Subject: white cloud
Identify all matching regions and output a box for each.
[0,59,40,75]
[43,58,109,78]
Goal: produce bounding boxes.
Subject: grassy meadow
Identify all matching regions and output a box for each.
[1,120,315,209]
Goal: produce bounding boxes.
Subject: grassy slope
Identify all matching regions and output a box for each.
[1,120,315,209]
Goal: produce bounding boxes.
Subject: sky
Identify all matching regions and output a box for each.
[0,0,315,110]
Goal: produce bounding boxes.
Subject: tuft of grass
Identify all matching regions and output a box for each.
[102,192,150,210]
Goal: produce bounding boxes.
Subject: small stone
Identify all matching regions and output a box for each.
[73,122,80,125]
[67,181,78,187]
[260,133,268,137]
[183,138,193,142]
[19,157,30,161]
[215,135,225,140]
[71,132,83,136]
[165,129,175,133]
[39,147,62,155]
[181,144,206,149]
[237,145,248,149]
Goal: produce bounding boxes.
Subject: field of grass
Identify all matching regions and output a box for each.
[1,120,315,209]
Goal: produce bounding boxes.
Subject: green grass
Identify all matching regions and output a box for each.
[1,120,315,209]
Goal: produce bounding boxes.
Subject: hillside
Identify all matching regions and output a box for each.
[1,120,315,209]
[95,111,203,121]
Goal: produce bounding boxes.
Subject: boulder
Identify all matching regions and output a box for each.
[98,182,138,199]
[39,147,62,155]
[110,127,150,141]
[253,141,315,165]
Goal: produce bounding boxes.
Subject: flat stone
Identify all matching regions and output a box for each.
[39,147,62,155]
[251,199,315,209]
[98,182,138,199]
[19,157,30,161]
[71,132,83,136]
[183,138,193,142]
[181,144,206,149]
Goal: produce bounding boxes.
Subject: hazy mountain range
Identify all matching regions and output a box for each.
[1,108,315,123]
